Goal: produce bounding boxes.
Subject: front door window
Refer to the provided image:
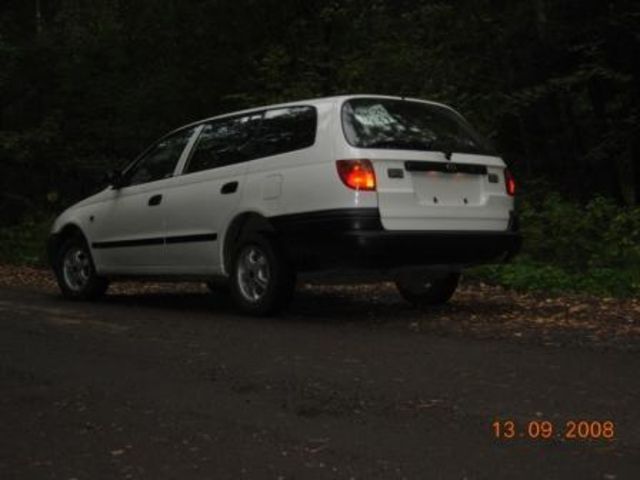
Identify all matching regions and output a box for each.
[127,128,196,186]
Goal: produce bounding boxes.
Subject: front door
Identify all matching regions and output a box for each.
[90,127,198,274]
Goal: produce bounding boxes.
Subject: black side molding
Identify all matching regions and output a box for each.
[92,233,217,249]
[405,161,487,175]
[165,233,218,244]
[92,237,165,249]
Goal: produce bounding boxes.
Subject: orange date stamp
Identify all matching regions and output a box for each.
[492,419,615,440]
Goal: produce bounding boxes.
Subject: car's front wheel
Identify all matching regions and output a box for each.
[395,272,460,307]
[54,235,108,300]
[229,234,295,316]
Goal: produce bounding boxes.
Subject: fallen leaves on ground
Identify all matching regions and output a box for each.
[302,282,640,350]
[0,264,638,350]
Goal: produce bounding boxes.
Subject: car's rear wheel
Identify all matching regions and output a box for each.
[229,234,294,316]
[395,272,460,306]
[54,235,108,300]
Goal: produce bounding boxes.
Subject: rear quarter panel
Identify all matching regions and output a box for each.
[239,99,378,219]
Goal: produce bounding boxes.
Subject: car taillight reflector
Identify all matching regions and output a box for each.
[336,159,376,191]
[505,168,516,196]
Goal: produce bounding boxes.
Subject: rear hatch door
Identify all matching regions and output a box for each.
[369,151,509,231]
[341,97,511,231]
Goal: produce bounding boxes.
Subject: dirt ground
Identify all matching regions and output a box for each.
[2,264,638,351]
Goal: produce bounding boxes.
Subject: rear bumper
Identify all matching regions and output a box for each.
[271,208,522,271]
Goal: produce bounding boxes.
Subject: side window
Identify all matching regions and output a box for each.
[127,128,195,186]
[185,114,262,174]
[254,106,317,157]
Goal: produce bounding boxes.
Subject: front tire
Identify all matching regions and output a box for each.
[53,235,108,300]
[229,234,295,316]
[395,272,460,307]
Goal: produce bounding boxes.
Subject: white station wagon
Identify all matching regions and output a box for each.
[49,95,521,315]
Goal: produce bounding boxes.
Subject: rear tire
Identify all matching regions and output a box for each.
[53,235,108,300]
[229,234,295,316]
[395,272,460,307]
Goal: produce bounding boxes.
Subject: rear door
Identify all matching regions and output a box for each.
[162,113,263,274]
[341,98,512,231]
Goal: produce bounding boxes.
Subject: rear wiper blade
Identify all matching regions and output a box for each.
[430,139,455,160]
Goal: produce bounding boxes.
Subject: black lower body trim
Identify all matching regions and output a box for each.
[282,230,521,271]
[91,233,217,249]
[339,230,522,268]
[271,208,382,233]
[270,208,521,271]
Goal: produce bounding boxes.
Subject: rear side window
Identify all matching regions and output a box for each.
[185,113,262,174]
[342,98,495,155]
[254,106,317,158]
[185,106,317,174]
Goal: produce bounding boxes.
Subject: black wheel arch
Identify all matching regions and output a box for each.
[50,224,108,300]
[48,224,88,266]
[223,212,278,274]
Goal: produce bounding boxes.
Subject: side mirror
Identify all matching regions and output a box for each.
[104,170,126,189]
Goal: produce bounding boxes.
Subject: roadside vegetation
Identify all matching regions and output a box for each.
[1,188,639,297]
[471,188,640,297]
[0,214,53,267]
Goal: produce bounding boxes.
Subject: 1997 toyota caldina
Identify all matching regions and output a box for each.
[48,95,521,315]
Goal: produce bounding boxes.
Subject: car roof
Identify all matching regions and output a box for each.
[169,94,452,135]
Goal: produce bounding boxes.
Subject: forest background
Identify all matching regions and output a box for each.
[1,0,639,296]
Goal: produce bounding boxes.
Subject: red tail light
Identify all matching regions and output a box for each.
[504,168,516,196]
[336,159,376,191]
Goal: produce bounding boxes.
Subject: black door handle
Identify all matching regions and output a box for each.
[148,194,163,206]
[221,181,238,194]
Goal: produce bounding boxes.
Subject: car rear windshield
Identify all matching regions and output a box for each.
[341,98,495,155]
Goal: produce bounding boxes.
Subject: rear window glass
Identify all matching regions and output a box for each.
[254,106,317,157]
[184,106,317,174]
[342,98,495,155]
[185,113,262,174]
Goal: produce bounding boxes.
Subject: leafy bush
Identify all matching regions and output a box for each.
[469,263,640,297]
[517,193,640,269]
[470,192,640,297]
[0,216,53,266]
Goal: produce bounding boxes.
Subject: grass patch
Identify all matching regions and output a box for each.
[467,263,640,297]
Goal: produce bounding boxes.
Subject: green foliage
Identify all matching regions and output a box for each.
[517,193,640,271]
[470,192,640,297]
[1,0,639,297]
[0,216,53,266]
[1,0,638,218]
[469,263,640,297]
